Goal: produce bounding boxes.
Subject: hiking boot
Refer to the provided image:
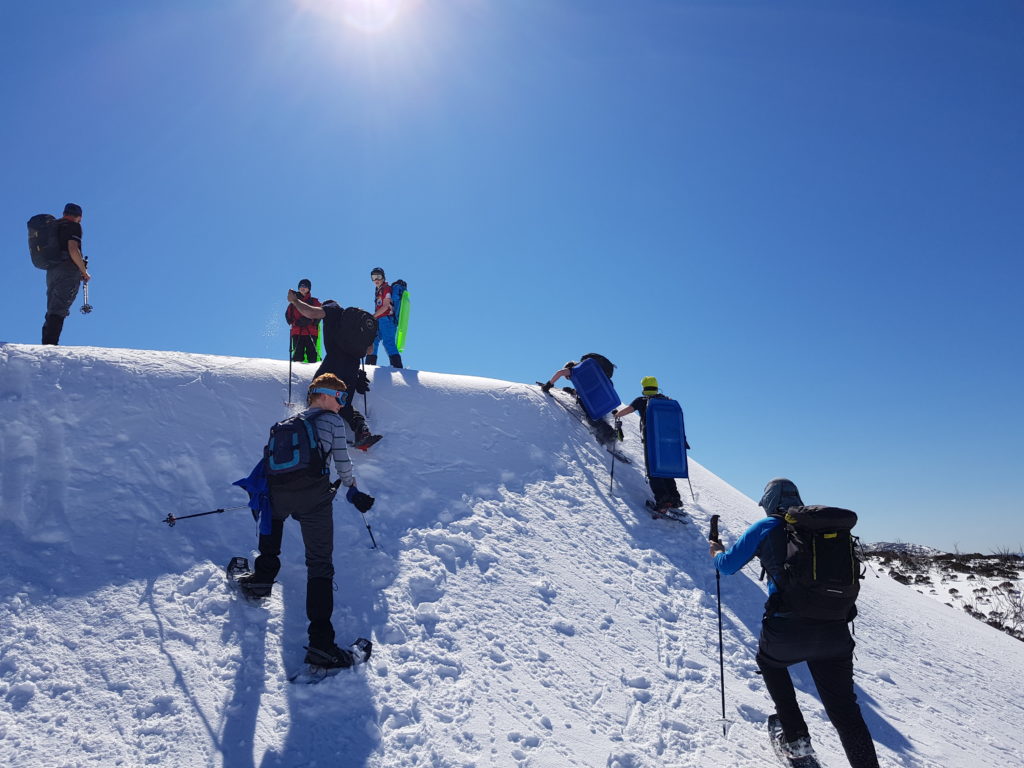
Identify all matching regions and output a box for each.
[388,353,404,369]
[364,354,378,366]
[353,431,383,452]
[304,638,372,669]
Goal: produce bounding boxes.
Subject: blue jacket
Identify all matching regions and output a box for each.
[713,516,788,595]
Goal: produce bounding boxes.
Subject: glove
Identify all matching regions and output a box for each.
[614,419,624,441]
[355,369,370,394]
[540,381,552,394]
[346,485,375,513]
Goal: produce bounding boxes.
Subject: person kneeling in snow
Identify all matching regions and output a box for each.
[241,374,374,668]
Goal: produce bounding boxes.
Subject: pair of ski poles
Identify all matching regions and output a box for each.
[162,480,380,550]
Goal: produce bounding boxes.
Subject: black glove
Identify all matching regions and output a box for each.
[539,381,553,394]
[346,485,375,513]
[355,369,370,394]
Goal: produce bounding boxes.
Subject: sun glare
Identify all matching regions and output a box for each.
[295,0,408,34]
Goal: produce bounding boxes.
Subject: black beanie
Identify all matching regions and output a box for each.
[298,278,312,290]
[64,203,82,217]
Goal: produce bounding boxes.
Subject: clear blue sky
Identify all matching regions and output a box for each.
[2,1,1021,552]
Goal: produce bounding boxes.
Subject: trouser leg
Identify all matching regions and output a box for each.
[341,401,369,439]
[43,262,81,345]
[379,316,399,357]
[252,518,286,581]
[292,483,336,649]
[807,657,880,768]
[306,577,336,649]
[41,314,66,345]
[649,476,680,507]
[757,656,809,741]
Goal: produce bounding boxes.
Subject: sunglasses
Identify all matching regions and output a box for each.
[371,276,383,281]
[310,387,349,407]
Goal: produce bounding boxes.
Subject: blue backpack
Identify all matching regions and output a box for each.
[391,279,407,322]
[264,413,327,478]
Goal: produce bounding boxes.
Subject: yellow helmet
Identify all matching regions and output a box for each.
[641,376,659,395]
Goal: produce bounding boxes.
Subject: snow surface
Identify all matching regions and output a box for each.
[1,343,1023,768]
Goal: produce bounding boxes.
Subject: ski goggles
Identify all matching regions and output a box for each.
[309,387,348,407]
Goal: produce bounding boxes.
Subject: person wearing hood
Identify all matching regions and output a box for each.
[708,478,879,768]
[286,278,321,363]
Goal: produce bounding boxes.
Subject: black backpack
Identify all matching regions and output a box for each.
[28,214,64,269]
[264,414,328,479]
[579,353,615,381]
[771,505,864,621]
[335,306,378,357]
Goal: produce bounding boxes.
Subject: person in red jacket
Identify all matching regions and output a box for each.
[286,278,321,363]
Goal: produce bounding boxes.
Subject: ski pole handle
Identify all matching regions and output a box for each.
[709,514,720,544]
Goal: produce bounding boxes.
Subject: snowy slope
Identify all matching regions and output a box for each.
[1,343,1023,768]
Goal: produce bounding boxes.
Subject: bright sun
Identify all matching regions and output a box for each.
[296,0,408,34]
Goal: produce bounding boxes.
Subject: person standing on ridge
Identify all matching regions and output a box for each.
[239,374,374,668]
[286,278,321,363]
[287,288,382,451]
[612,376,685,513]
[364,267,403,369]
[41,203,90,345]
[709,478,880,768]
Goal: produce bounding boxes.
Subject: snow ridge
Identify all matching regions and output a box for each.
[2,343,1024,767]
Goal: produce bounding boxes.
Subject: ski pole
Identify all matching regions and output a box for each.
[162,504,249,527]
[80,282,93,314]
[358,508,378,549]
[710,514,727,736]
[609,451,615,494]
[687,477,695,500]
[361,360,368,415]
[287,337,294,406]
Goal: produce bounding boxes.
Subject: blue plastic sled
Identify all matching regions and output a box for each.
[569,358,621,420]
[645,398,689,478]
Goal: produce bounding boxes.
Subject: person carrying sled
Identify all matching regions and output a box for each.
[41,203,90,345]
[539,353,618,445]
[612,376,684,514]
[240,374,375,668]
[364,267,403,369]
[708,478,879,768]
[287,288,381,451]
[286,278,321,363]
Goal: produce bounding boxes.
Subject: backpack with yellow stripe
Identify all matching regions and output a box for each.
[771,506,864,621]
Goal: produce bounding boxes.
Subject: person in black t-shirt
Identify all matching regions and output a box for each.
[613,376,684,512]
[42,203,91,345]
[286,290,383,451]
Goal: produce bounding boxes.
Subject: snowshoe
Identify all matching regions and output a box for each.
[290,638,373,684]
[768,715,821,767]
[645,500,688,523]
[225,557,273,600]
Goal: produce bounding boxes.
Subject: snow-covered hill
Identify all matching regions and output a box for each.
[2,343,1023,768]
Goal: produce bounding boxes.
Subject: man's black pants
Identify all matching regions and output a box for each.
[757,616,879,768]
